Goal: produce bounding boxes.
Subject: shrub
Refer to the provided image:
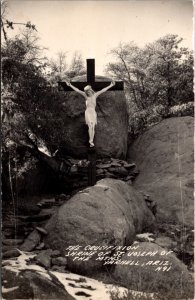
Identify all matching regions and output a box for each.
[128,102,194,139]
[110,287,193,300]
[169,102,194,117]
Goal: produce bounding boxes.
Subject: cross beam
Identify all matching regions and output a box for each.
[58,59,124,91]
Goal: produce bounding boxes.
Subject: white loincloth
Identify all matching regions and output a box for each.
[85,107,97,126]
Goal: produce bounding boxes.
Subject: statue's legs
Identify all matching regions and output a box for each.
[88,123,95,147]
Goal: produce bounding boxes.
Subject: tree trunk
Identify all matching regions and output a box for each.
[167,62,172,107]
[26,146,71,175]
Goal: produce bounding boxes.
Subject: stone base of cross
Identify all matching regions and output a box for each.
[58,59,124,186]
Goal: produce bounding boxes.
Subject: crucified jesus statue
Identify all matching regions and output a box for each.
[65,79,115,147]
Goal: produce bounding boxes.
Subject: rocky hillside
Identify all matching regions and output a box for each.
[128,116,194,226]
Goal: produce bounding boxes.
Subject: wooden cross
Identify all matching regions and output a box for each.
[58,58,124,91]
[58,59,124,186]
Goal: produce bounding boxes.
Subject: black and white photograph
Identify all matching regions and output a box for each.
[1,0,194,299]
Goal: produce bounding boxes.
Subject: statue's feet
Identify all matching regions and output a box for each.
[89,141,94,147]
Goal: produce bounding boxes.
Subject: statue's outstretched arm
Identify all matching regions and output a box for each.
[65,80,85,97]
[95,80,115,97]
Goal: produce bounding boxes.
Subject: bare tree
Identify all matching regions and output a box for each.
[20,28,47,65]
[1,0,37,42]
[106,42,146,109]
[67,51,85,78]
[50,51,67,77]
[1,0,8,41]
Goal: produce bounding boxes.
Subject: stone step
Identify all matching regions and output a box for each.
[123,163,136,169]
[19,230,41,252]
[2,239,24,246]
[2,249,21,259]
[96,163,112,169]
[35,227,48,235]
[24,213,52,222]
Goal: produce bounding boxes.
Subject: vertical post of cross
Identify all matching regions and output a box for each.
[86,59,96,186]
[88,146,96,186]
[87,59,95,84]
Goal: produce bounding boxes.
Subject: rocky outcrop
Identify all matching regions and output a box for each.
[44,179,155,275]
[2,268,74,300]
[128,117,194,225]
[59,157,139,191]
[58,75,128,158]
[2,251,128,300]
[113,242,194,299]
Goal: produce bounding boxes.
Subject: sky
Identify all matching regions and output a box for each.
[6,0,194,75]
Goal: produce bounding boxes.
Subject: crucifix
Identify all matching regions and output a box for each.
[58,59,124,186]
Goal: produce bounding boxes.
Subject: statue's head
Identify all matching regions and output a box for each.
[84,85,94,96]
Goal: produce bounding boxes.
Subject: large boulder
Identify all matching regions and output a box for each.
[58,75,128,158]
[128,117,194,225]
[44,179,155,275]
[2,268,74,300]
[113,242,194,299]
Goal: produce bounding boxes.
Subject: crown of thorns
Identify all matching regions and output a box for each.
[84,85,92,91]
